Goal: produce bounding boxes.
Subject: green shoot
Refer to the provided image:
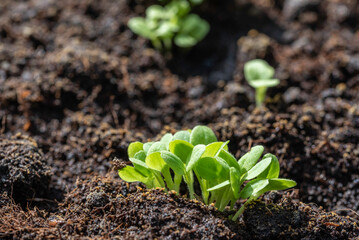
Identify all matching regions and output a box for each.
[118,125,296,220]
[128,0,209,51]
[244,59,280,107]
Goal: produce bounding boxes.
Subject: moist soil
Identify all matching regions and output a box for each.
[0,0,358,239]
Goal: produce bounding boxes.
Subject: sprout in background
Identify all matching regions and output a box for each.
[244,59,280,107]
[128,0,209,51]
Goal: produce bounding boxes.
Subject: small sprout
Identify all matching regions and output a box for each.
[128,0,209,51]
[244,59,280,107]
[117,125,296,220]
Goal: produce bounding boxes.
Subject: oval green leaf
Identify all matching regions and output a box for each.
[244,157,272,180]
[147,142,167,155]
[207,180,230,191]
[118,166,148,183]
[190,125,217,146]
[160,151,186,175]
[145,152,166,172]
[238,145,264,174]
[196,157,222,180]
[257,153,280,179]
[169,140,194,163]
[128,142,143,158]
[172,130,191,142]
[186,144,206,172]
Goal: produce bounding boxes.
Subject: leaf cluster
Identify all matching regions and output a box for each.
[244,59,280,107]
[118,126,296,220]
[128,0,209,51]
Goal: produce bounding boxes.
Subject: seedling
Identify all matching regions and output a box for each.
[118,125,296,220]
[244,59,280,107]
[128,0,209,51]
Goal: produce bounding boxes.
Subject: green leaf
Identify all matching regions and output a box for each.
[175,14,209,48]
[202,142,228,158]
[190,0,203,5]
[244,157,272,180]
[248,79,280,88]
[160,133,173,150]
[130,158,151,176]
[169,140,193,163]
[196,157,222,180]
[215,156,230,179]
[239,179,269,199]
[244,59,275,82]
[143,142,154,154]
[147,142,167,155]
[134,150,146,161]
[207,180,230,191]
[190,125,217,146]
[146,5,164,20]
[238,145,264,174]
[218,149,240,171]
[172,130,191,142]
[174,34,196,48]
[160,151,186,175]
[239,178,296,199]
[156,22,177,38]
[146,152,166,172]
[186,144,206,172]
[166,0,190,17]
[118,166,148,183]
[230,167,241,199]
[128,17,154,39]
[128,142,143,158]
[253,178,297,198]
[257,153,280,179]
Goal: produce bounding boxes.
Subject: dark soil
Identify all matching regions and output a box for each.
[0,134,51,207]
[0,0,358,239]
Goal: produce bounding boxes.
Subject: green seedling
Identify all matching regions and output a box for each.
[128,0,209,51]
[118,125,296,220]
[244,59,280,107]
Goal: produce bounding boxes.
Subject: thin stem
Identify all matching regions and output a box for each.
[232,196,256,221]
[173,173,182,194]
[184,172,195,199]
[255,87,267,107]
[163,38,172,51]
[194,169,209,204]
[162,168,174,190]
[153,171,167,191]
[151,39,162,51]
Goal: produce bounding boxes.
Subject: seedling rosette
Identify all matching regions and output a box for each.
[244,59,280,107]
[118,125,296,220]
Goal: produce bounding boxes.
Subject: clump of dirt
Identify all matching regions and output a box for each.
[244,197,359,240]
[1,175,358,239]
[0,134,51,206]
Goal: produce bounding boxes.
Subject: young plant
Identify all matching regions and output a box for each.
[244,59,280,107]
[118,125,296,220]
[128,0,209,51]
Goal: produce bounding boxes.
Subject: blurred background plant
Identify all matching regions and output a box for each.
[128,0,209,51]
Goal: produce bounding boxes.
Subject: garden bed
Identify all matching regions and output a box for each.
[0,0,358,239]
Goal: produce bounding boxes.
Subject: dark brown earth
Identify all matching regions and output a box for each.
[0,0,358,239]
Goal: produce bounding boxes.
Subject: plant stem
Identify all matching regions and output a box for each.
[173,173,182,194]
[232,196,255,221]
[184,172,195,199]
[162,168,174,190]
[153,171,167,191]
[151,39,162,51]
[194,169,209,204]
[255,87,267,107]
